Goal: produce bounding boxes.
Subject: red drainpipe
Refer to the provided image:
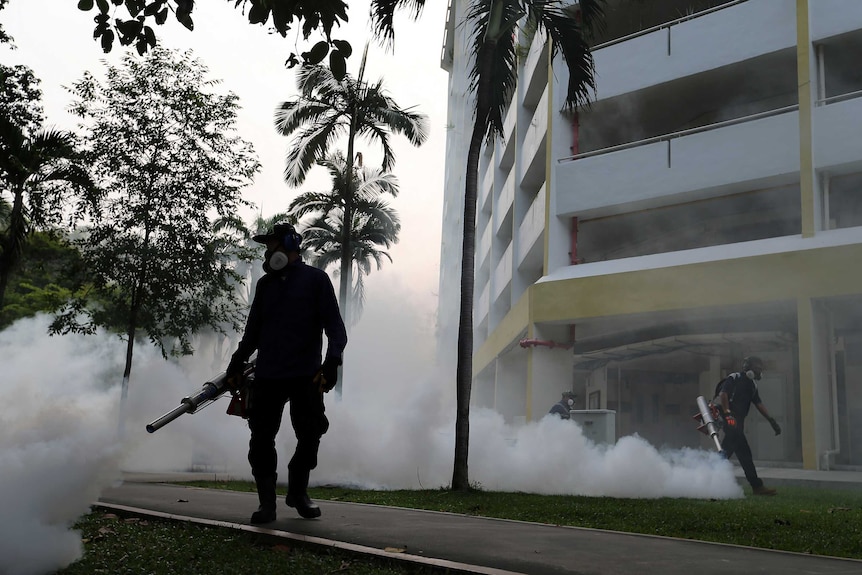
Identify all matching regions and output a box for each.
[569,110,580,343]
[570,217,579,265]
[519,338,572,350]
[570,110,580,156]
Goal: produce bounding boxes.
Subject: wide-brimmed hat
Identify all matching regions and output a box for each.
[252,222,298,244]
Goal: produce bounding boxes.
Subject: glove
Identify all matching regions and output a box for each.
[226,356,246,390]
[315,356,341,393]
[768,416,782,436]
[724,413,737,429]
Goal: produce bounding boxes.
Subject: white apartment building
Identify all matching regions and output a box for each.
[438,0,862,470]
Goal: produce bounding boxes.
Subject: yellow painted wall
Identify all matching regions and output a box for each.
[475,242,862,375]
[532,244,862,323]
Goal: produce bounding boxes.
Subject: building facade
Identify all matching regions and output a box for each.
[439,0,862,470]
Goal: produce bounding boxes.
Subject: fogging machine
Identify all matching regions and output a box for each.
[146,354,256,433]
[692,395,726,456]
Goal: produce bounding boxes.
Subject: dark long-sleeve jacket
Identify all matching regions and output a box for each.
[718,372,761,420]
[231,260,347,379]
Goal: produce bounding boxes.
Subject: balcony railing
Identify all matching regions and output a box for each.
[593,0,748,52]
[559,104,799,164]
[817,88,862,107]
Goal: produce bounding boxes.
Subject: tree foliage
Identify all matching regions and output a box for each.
[75,0,426,79]
[0,229,89,329]
[288,151,400,327]
[0,119,93,311]
[275,53,426,321]
[0,64,44,137]
[0,0,13,45]
[57,46,260,394]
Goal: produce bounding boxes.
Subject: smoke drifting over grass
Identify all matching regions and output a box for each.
[1,284,740,574]
[0,316,122,575]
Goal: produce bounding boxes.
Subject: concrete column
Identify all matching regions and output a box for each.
[797,297,836,469]
[797,0,822,237]
[496,349,528,424]
[527,324,574,421]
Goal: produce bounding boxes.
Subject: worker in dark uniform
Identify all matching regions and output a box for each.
[549,391,577,419]
[227,222,347,524]
[717,356,781,496]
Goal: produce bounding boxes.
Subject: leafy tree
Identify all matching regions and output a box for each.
[0,64,44,137]
[57,46,260,404]
[0,0,14,45]
[288,151,400,329]
[450,0,606,491]
[75,0,426,79]
[0,229,89,329]
[274,49,426,323]
[0,120,93,310]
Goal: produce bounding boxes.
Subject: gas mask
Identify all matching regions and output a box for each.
[263,249,288,273]
[745,368,762,381]
[566,398,574,407]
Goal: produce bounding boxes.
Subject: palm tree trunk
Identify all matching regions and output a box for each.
[339,133,355,315]
[452,40,496,492]
[334,115,359,397]
[0,186,27,311]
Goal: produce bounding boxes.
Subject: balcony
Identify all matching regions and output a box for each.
[494,169,515,238]
[522,31,548,110]
[556,106,800,217]
[810,0,862,41]
[517,185,545,270]
[476,282,490,328]
[476,220,492,274]
[500,101,517,169]
[591,0,795,101]
[814,93,862,170]
[493,241,513,303]
[520,86,548,188]
[480,158,494,212]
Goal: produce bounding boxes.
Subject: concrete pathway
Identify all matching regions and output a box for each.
[97,469,862,575]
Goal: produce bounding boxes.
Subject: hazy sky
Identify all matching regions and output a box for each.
[1,0,449,318]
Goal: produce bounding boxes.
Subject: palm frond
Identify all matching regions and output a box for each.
[369,0,426,48]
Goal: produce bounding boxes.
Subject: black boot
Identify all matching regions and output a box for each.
[286,468,321,519]
[250,474,277,524]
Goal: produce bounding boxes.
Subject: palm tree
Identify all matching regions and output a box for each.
[448,1,607,491]
[274,46,427,322]
[0,119,92,310]
[288,152,401,332]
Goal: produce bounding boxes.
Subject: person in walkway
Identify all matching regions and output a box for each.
[226,222,347,524]
[717,356,781,496]
[549,391,577,419]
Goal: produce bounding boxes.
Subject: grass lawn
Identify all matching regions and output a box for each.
[182,480,862,559]
[57,510,441,575]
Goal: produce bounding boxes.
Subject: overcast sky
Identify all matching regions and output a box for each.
[1,0,450,318]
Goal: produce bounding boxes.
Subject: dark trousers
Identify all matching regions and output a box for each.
[247,376,329,491]
[721,421,763,489]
